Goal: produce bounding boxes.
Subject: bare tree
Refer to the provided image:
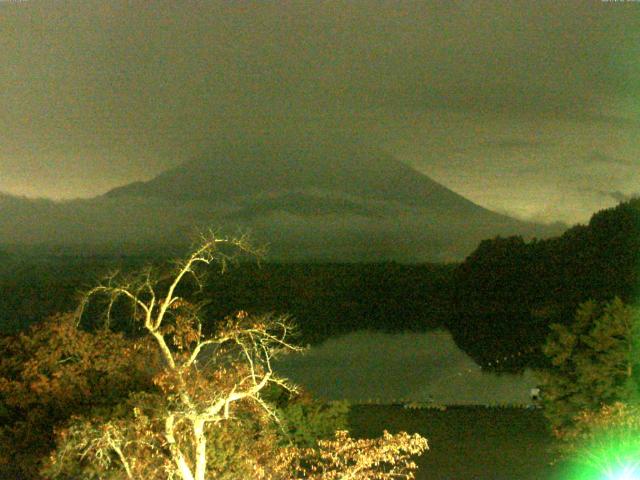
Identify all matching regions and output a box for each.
[46,232,428,480]
[67,233,300,480]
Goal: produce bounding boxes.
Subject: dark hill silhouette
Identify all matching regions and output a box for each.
[446,197,640,372]
[1,138,563,260]
[104,139,486,216]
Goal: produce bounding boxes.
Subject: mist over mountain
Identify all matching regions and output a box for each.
[105,138,481,213]
[1,139,564,261]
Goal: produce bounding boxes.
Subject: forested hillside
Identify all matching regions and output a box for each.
[448,198,640,370]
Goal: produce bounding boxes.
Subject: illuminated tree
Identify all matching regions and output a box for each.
[43,233,428,480]
[539,297,640,441]
[282,430,428,479]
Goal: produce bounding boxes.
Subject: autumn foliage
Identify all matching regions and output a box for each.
[0,313,156,478]
[282,430,428,479]
[1,234,428,479]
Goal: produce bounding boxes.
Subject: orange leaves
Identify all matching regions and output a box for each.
[158,298,203,352]
[0,313,148,408]
[169,298,187,310]
[282,429,429,479]
[152,370,179,394]
[28,373,51,395]
[0,312,157,479]
[173,314,201,351]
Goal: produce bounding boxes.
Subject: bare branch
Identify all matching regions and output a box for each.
[57,233,314,480]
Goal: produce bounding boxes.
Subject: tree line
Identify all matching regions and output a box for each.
[1,198,637,373]
[449,198,639,371]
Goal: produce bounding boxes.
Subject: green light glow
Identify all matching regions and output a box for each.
[563,428,640,480]
[606,466,640,480]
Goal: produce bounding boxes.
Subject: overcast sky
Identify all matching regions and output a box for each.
[1,0,638,224]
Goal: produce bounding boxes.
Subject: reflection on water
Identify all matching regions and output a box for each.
[274,330,539,405]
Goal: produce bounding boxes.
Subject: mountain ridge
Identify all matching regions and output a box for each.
[1,139,565,260]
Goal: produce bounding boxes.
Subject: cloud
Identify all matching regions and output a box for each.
[597,190,640,203]
[586,150,634,166]
[1,0,638,198]
[477,139,546,150]
[1,0,638,229]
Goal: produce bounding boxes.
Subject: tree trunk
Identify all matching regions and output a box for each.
[193,418,207,480]
[166,415,196,480]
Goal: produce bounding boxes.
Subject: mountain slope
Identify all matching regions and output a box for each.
[104,138,533,226]
[1,139,564,260]
[106,139,486,215]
